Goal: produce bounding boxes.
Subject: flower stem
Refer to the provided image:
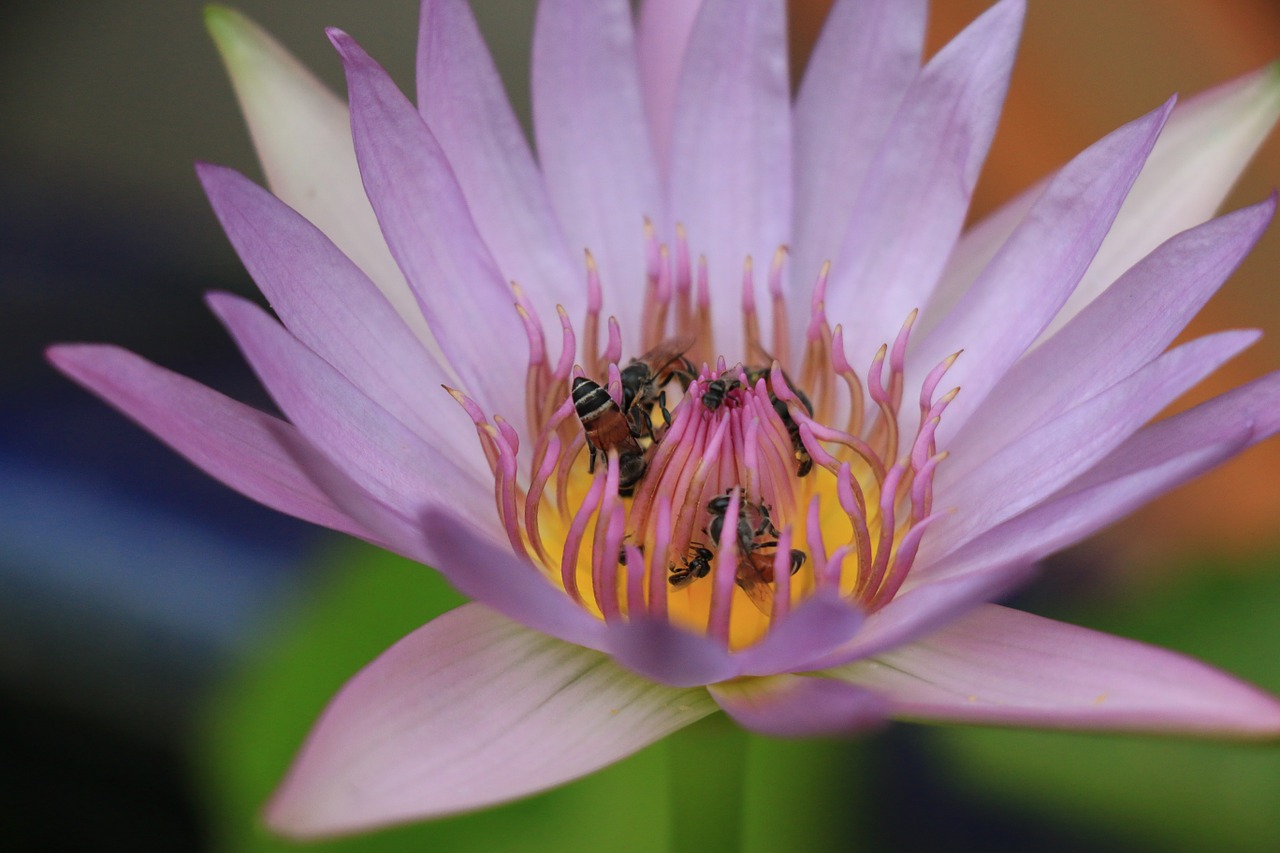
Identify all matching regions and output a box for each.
[666,713,750,853]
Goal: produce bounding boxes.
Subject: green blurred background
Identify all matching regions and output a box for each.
[3,1,1280,850]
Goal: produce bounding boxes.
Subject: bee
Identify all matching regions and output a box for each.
[744,367,814,477]
[704,490,806,614]
[619,337,696,440]
[699,376,741,411]
[572,376,647,494]
[668,544,714,587]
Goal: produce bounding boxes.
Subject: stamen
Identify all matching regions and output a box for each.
[592,454,624,621]
[525,431,561,568]
[674,224,693,334]
[583,250,602,375]
[452,228,958,651]
[831,325,865,438]
[837,462,874,596]
[742,256,762,363]
[561,464,606,607]
[694,255,713,365]
[801,262,834,422]
[624,542,646,617]
[707,488,742,642]
[862,462,906,600]
[771,525,794,622]
[648,496,673,619]
[769,246,790,364]
[603,316,622,368]
[870,510,947,610]
[805,494,828,588]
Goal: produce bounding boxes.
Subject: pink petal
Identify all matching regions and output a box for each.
[46,344,373,542]
[733,590,865,677]
[635,0,704,180]
[331,30,526,425]
[604,618,738,688]
[791,0,926,323]
[926,329,1258,561]
[833,604,1280,737]
[416,0,581,325]
[806,563,1038,670]
[667,0,791,358]
[197,163,485,473]
[258,425,601,656]
[265,603,716,838]
[203,8,428,345]
[857,429,1249,664]
[912,98,1172,444]
[206,293,495,534]
[825,0,1022,377]
[532,0,661,338]
[1048,63,1280,337]
[709,674,887,737]
[949,198,1275,467]
[1082,369,1280,491]
[418,509,610,653]
[920,436,1249,587]
[930,63,1280,336]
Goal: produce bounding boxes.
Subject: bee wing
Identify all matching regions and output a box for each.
[642,336,696,377]
[734,555,775,616]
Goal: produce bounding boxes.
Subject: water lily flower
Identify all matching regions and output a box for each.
[47,0,1280,839]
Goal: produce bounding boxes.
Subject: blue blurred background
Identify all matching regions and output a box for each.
[3,1,1280,850]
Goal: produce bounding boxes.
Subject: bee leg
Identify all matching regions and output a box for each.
[658,390,672,426]
[586,444,598,474]
[789,549,806,574]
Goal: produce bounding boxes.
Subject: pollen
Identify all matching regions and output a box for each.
[450,226,959,651]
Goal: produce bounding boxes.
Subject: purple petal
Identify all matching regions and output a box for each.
[416,0,581,325]
[265,603,716,838]
[807,563,1038,670]
[206,292,495,534]
[269,428,608,656]
[912,98,1173,444]
[825,0,1022,378]
[949,198,1275,467]
[266,419,455,568]
[920,182,1039,335]
[532,0,661,337]
[926,329,1258,562]
[418,509,609,652]
[667,0,791,358]
[203,8,428,344]
[884,433,1250,658]
[46,344,373,541]
[834,604,1280,737]
[709,675,888,737]
[197,163,484,473]
[635,0,704,180]
[791,0,926,323]
[1048,63,1280,336]
[931,64,1280,338]
[605,618,739,688]
[1081,368,1280,491]
[919,437,1248,589]
[733,590,865,677]
[330,30,526,425]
